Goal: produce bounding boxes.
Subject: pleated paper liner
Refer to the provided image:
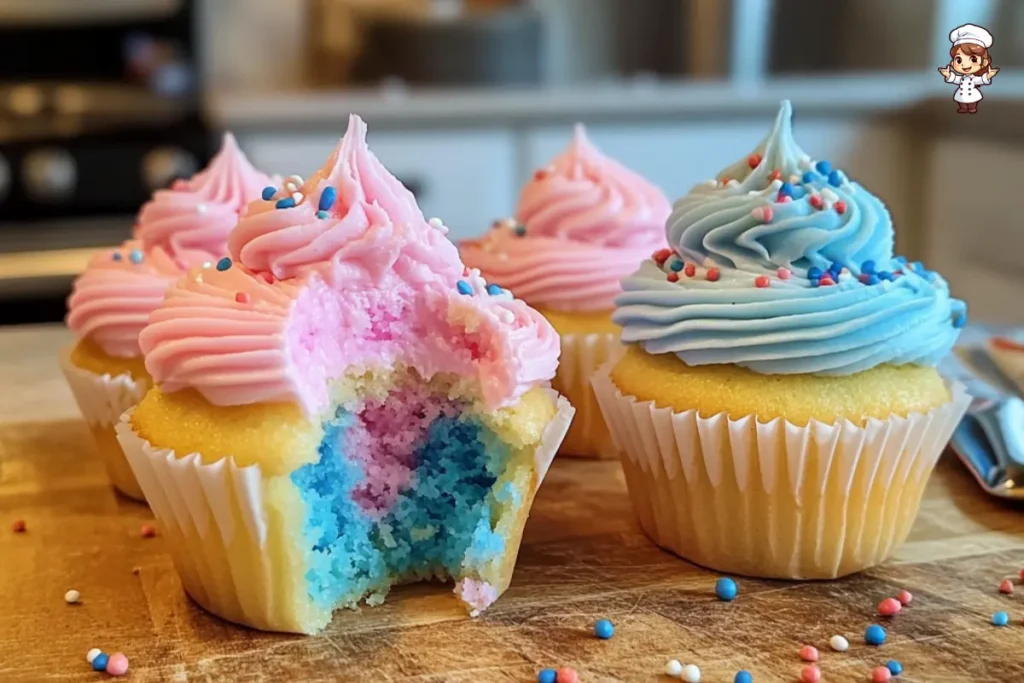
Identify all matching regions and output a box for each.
[552,331,622,459]
[115,390,574,633]
[592,362,970,579]
[60,350,149,501]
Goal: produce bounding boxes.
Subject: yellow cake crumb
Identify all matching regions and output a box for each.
[69,338,150,381]
[536,307,619,336]
[611,346,951,426]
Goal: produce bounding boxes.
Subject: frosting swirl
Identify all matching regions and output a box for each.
[614,101,966,376]
[142,116,560,415]
[461,125,668,312]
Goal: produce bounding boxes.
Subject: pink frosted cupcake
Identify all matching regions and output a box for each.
[461,125,670,458]
[61,134,272,500]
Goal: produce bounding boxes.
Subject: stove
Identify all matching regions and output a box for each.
[0,0,209,324]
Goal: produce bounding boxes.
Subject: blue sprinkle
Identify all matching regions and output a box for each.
[128,249,144,265]
[790,186,807,199]
[828,170,843,187]
[594,619,615,639]
[808,266,823,280]
[993,611,1010,626]
[779,182,794,197]
[92,653,109,672]
[514,225,527,237]
[829,262,844,275]
[670,260,684,272]
[810,278,820,288]
[878,271,894,282]
[815,160,832,175]
[861,260,876,274]
[735,671,754,683]
[867,274,880,285]
[886,661,903,676]
[486,284,503,296]
[275,197,296,209]
[319,186,337,212]
[112,252,123,262]
[910,261,925,272]
[216,257,232,272]
[317,210,330,220]
[802,171,816,184]
[715,577,738,601]
[456,280,473,296]
[538,669,557,683]
[865,624,887,645]
[953,313,967,329]
[261,186,277,201]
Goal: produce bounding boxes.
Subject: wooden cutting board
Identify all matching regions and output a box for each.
[1,326,1023,682]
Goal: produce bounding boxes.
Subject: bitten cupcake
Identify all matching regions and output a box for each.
[62,134,272,500]
[115,116,574,634]
[462,125,669,458]
[593,101,971,579]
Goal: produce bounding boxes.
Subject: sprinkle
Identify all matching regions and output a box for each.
[747,153,762,168]
[112,252,123,262]
[196,203,208,215]
[665,660,683,677]
[486,284,504,296]
[752,206,774,222]
[830,635,849,652]
[802,171,816,184]
[834,200,847,215]
[456,280,473,296]
[706,268,720,282]
[537,669,557,683]
[992,611,1009,626]
[291,192,303,203]
[799,645,819,662]
[131,566,141,575]
[653,248,672,265]
[92,653,109,672]
[428,217,446,231]
[514,225,527,237]
[670,260,684,272]
[594,619,614,639]
[861,260,876,274]
[872,666,892,682]
[798,156,812,170]
[790,174,801,184]
[809,194,824,209]
[999,579,1014,594]
[106,653,130,677]
[213,257,230,272]
[726,179,739,188]
[778,182,794,197]
[284,174,304,190]
[953,314,967,329]
[317,210,329,219]
[775,267,790,280]
[667,272,680,283]
[821,188,838,203]
[234,292,250,304]
[735,672,753,683]
[755,275,770,288]
[808,267,823,279]
[815,160,832,175]
[715,577,738,601]
[64,589,80,604]
[11,519,25,532]
[865,624,887,645]
[87,649,102,664]
[275,197,296,209]
[261,271,275,284]
[721,176,731,184]
[556,667,579,683]
[261,186,277,201]
[681,664,701,683]
[534,168,549,181]
[886,660,903,676]
[777,195,792,203]
[129,249,144,264]
[828,170,843,187]
[684,263,696,277]
[878,597,902,616]
[818,275,835,287]
[319,186,337,212]
[800,665,821,683]
[768,169,782,182]
[878,272,894,282]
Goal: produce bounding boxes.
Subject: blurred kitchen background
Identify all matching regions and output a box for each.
[1,0,1023,325]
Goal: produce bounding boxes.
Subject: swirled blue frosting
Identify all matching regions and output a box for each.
[614,101,966,376]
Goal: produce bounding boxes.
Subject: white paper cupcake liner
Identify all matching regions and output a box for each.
[60,350,149,500]
[115,389,574,633]
[553,331,623,459]
[592,362,971,579]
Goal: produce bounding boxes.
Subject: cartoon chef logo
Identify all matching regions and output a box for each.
[939,24,999,114]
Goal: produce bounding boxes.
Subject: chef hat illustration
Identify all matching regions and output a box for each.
[949,23,993,48]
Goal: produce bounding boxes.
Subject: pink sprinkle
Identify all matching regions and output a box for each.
[533,168,549,181]
[872,666,892,683]
[556,667,579,683]
[667,272,680,283]
[799,645,819,662]
[879,597,902,616]
[684,263,696,277]
[755,275,770,288]
[105,653,129,677]
[897,590,913,606]
[777,267,791,280]
[769,169,782,181]
[11,519,25,533]
[809,194,824,209]
[762,206,774,222]
[801,664,822,683]
[1000,579,1014,594]
[751,207,764,221]
[835,200,847,215]
[859,273,871,284]
[706,268,720,282]
[261,272,275,284]
[819,275,835,286]
[235,292,250,304]
[747,153,762,169]
[777,194,792,203]
[140,525,156,538]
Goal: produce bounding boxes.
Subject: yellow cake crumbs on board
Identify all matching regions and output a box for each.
[69,338,150,381]
[610,345,951,426]
[535,307,619,336]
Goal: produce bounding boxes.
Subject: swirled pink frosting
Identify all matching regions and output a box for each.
[461,125,669,312]
[67,135,272,358]
[140,116,560,415]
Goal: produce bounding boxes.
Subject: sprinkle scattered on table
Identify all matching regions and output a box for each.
[865,624,887,646]
[11,519,25,533]
[886,660,903,675]
[830,635,850,652]
[64,589,80,604]
[105,652,129,677]
[680,663,701,683]
[871,665,892,682]
[991,611,1009,627]
[798,645,818,662]
[734,671,753,683]
[593,619,614,639]
[665,659,683,677]
[140,524,157,538]
[896,590,913,606]
[555,666,579,683]
[800,664,821,683]
[537,668,556,683]
[999,579,1014,594]
[715,577,738,601]
[86,649,101,664]
[878,597,902,616]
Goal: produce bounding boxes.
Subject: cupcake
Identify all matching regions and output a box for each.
[114,116,574,634]
[62,134,272,500]
[462,125,669,458]
[593,101,971,579]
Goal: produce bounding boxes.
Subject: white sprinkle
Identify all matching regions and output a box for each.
[194,274,203,283]
[830,634,849,652]
[291,192,304,203]
[789,174,801,184]
[86,648,102,664]
[195,203,208,215]
[798,155,812,170]
[469,609,480,618]
[681,664,701,683]
[665,659,683,677]
[726,179,739,188]
[821,188,838,203]
[202,261,212,269]
[428,217,448,234]
[64,589,80,604]
[770,178,783,190]
[286,174,304,189]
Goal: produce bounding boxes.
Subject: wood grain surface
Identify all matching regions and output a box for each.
[1,325,1023,683]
